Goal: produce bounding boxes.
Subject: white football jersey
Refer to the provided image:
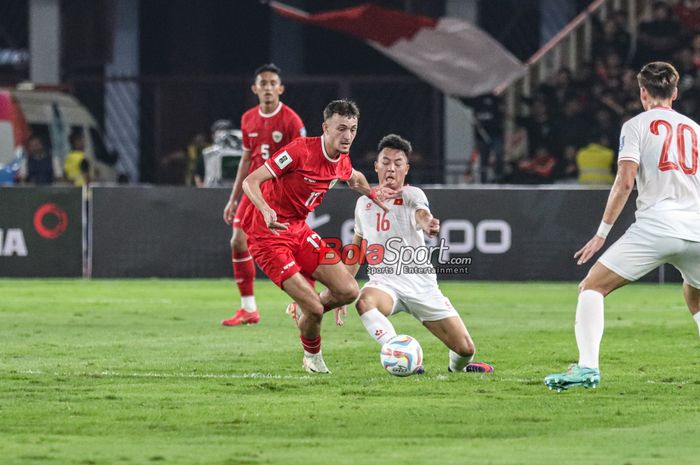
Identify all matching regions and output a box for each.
[618,107,700,241]
[354,185,438,293]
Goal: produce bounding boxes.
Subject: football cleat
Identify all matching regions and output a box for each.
[221,308,260,326]
[465,362,494,373]
[449,361,494,373]
[303,352,331,374]
[286,302,301,327]
[544,364,600,391]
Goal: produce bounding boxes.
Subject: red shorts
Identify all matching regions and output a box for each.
[245,213,325,288]
[232,194,252,229]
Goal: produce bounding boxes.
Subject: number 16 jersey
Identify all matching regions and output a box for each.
[618,107,700,241]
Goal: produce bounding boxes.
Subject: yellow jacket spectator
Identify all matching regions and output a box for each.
[577,141,614,185]
[64,131,89,186]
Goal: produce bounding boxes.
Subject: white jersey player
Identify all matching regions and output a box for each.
[545,62,700,392]
[345,134,493,373]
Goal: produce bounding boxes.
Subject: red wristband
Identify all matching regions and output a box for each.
[368,187,377,200]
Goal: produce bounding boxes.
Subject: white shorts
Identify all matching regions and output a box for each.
[599,223,700,288]
[361,280,459,322]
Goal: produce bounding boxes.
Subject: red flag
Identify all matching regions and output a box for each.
[269,2,526,97]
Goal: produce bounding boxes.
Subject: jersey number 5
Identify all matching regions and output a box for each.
[651,120,699,175]
[261,144,270,160]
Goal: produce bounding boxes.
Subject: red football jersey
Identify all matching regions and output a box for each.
[240,102,305,173]
[259,136,353,223]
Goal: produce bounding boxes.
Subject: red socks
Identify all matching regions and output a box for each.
[232,250,255,297]
[300,335,321,354]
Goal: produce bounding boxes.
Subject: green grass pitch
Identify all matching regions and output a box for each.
[1,279,699,465]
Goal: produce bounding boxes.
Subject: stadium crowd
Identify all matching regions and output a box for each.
[500,0,700,185]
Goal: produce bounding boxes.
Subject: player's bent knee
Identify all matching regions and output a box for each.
[355,295,374,315]
[334,281,359,305]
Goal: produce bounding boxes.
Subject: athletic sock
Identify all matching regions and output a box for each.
[448,350,474,372]
[301,335,321,354]
[693,312,700,337]
[359,308,397,345]
[241,296,256,313]
[232,250,255,309]
[575,289,605,369]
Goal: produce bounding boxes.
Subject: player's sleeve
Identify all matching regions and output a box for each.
[617,119,640,164]
[404,187,431,231]
[240,116,250,151]
[353,198,364,237]
[264,142,301,178]
[288,112,306,139]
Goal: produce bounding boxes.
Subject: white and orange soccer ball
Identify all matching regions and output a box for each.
[380,335,423,376]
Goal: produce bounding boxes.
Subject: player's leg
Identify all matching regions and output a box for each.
[355,285,398,346]
[405,289,493,373]
[668,240,700,336]
[311,262,360,311]
[222,197,258,326]
[574,261,630,370]
[281,272,330,373]
[221,227,259,326]
[684,284,700,337]
[546,227,672,391]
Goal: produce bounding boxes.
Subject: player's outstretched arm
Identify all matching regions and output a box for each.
[242,165,289,232]
[223,149,251,224]
[346,169,401,212]
[575,160,638,265]
[415,209,440,237]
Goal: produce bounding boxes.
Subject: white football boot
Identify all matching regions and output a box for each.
[302,352,331,374]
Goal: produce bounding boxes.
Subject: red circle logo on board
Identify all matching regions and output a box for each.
[33,203,68,239]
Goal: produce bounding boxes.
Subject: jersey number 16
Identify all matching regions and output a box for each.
[651,120,699,175]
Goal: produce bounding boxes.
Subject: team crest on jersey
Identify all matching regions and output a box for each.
[365,202,373,210]
[272,131,283,143]
[275,151,293,169]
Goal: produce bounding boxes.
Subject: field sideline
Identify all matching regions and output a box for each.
[1,279,699,465]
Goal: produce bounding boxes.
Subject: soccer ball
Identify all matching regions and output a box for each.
[380,335,423,376]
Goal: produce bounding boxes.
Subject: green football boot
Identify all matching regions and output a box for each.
[544,364,600,392]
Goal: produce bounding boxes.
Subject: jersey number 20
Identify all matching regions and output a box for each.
[651,120,699,175]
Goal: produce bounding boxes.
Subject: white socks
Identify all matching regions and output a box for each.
[241,296,257,312]
[360,308,396,346]
[575,289,605,369]
[449,350,474,372]
[693,312,700,337]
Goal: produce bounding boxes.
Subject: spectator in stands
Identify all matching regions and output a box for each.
[593,18,631,64]
[185,131,208,187]
[634,2,680,66]
[64,130,90,186]
[673,0,700,35]
[506,146,556,184]
[517,100,558,160]
[18,135,62,185]
[576,131,615,186]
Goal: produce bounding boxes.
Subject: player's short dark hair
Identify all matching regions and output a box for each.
[637,62,678,99]
[377,134,412,160]
[323,99,360,121]
[254,63,281,80]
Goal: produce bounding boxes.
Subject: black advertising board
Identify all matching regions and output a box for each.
[0,187,83,277]
[91,187,233,277]
[89,186,677,282]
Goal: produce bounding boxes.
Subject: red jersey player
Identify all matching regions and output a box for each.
[221,64,306,327]
[242,100,399,373]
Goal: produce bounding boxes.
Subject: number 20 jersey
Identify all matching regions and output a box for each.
[240,102,306,173]
[618,107,700,241]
